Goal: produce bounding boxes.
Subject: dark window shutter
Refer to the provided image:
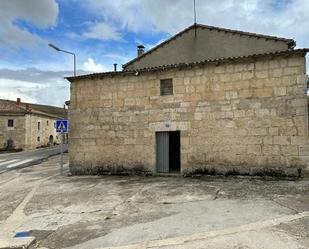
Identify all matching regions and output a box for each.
[160,79,173,96]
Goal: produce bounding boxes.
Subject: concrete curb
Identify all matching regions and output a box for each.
[0,237,35,249]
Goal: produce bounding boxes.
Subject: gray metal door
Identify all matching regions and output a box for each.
[156,132,169,173]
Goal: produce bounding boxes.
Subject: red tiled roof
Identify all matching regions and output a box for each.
[66,49,308,81]
[123,23,296,69]
[0,99,67,119]
[0,99,27,114]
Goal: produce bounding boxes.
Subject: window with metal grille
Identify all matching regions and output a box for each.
[8,119,14,127]
[160,79,173,96]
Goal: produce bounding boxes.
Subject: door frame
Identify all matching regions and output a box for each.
[155,131,181,173]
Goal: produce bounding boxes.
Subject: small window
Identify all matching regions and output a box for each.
[54,122,56,128]
[8,119,14,127]
[38,122,41,130]
[160,79,173,96]
[37,136,40,142]
[47,120,49,126]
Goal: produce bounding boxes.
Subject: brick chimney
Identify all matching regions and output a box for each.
[137,45,145,57]
[16,98,21,105]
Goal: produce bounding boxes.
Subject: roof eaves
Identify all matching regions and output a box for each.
[66,49,308,82]
[132,48,308,73]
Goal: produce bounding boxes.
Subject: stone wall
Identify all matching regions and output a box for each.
[0,114,61,150]
[69,53,308,176]
[0,115,26,150]
[25,114,61,150]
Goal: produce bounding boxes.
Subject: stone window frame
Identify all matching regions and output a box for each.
[160,78,173,96]
[7,119,14,128]
[37,136,40,142]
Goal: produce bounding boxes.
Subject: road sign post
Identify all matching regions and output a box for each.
[60,131,64,175]
[56,120,68,176]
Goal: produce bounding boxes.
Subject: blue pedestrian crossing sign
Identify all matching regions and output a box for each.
[56,120,68,133]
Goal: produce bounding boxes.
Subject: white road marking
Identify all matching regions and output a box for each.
[6,159,34,169]
[0,159,18,166]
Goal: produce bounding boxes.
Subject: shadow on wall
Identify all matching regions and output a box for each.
[0,139,23,153]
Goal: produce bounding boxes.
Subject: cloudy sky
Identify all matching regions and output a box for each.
[0,0,308,106]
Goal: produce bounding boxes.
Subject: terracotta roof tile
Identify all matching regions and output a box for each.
[66,49,308,81]
[0,99,67,119]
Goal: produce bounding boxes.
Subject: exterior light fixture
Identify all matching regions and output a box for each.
[48,43,76,76]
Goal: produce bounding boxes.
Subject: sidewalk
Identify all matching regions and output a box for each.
[0,155,308,249]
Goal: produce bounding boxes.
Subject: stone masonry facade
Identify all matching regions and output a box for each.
[69,52,308,176]
[0,115,26,149]
[0,114,61,150]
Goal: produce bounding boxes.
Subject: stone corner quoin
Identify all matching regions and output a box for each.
[67,52,309,177]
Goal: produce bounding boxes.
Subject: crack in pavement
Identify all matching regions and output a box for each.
[271,198,300,214]
[0,173,58,239]
[98,210,309,249]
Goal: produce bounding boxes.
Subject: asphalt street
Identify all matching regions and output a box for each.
[0,155,308,249]
[0,145,68,173]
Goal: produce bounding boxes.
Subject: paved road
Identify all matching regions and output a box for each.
[0,145,68,173]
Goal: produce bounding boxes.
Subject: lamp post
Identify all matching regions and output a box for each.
[48,43,76,76]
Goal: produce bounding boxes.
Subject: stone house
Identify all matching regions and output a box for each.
[0,98,67,150]
[67,24,308,176]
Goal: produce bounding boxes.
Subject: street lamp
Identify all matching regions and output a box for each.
[48,43,76,76]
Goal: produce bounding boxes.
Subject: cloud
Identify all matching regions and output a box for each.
[0,78,68,107]
[81,0,309,48]
[83,58,107,72]
[83,22,122,41]
[0,67,82,106]
[0,0,59,49]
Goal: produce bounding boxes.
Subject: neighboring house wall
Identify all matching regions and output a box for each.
[124,26,291,70]
[0,115,26,149]
[0,114,60,150]
[69,52,309,175]
[25,114,60,149]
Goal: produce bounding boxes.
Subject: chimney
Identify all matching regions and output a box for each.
[113,63,117,72]
[137,45,145,57]
[16,98,21,105]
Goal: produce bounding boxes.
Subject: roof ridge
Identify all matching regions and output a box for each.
[123,23,295,69]
[195,23,293,42]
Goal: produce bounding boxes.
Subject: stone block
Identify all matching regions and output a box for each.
[291,136,308,145]
[247,145,262,155]
[273,87,286,96]
[299,146,309,156]
[262,145,280,155]
[288,57,303,67]
[254,88,273,98]
[242,71,254,80]
[214,66,225,74]
[283,67,300,76]
[256,70,268,79]
[273,136,291,145]
[281,145,298,156]
[225,91,238,100]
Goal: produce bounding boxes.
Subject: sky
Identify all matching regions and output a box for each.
[0,0,308,107]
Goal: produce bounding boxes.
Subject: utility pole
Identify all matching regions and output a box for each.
[194,0,197,38]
